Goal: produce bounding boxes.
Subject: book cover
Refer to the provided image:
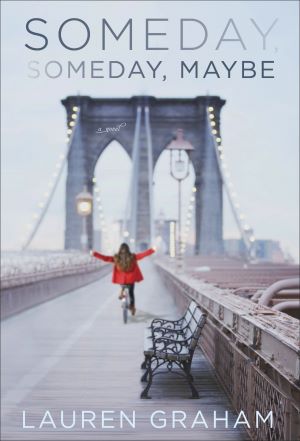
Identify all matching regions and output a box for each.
[1,1,299,441]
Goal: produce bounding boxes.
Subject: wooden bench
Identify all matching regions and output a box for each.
[147,299,199,333]
[140,299,199,370]
[140,301,206,399]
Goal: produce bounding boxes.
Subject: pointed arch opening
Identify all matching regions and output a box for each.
[153,148,196,255]
[93,140,132,253]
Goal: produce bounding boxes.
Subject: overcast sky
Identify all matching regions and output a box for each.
[1,0,299,260]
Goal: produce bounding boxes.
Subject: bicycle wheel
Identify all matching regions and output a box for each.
[122,289,128,324]
[123,305,128,324]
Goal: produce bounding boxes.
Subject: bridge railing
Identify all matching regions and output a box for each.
[0,251,109,319]
[1,251,102,289]
[156,258,300,441]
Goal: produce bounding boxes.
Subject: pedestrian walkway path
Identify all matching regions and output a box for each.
[1,261,248,440]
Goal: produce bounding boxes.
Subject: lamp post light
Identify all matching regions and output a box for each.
[166,129,194,263]
[76,185,93,252]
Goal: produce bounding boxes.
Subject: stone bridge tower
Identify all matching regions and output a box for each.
[62,95,225,254]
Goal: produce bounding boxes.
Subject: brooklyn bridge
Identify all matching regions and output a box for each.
[1,95,299,441]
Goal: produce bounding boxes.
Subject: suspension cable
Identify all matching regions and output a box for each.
[123,105,141,246]
[22,107,81,250]
[181,186,197,255]
[206,106,256,259]
[145,105,154,246]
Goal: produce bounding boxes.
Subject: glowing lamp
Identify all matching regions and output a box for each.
[76,188,93,216]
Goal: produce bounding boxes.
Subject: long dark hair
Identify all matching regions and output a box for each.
[114,243,135,272]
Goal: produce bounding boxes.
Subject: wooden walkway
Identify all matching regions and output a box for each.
[1,261,249,440]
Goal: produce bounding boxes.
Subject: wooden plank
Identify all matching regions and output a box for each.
[1,262,249,440]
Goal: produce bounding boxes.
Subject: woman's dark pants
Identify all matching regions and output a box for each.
[127,284,135,307]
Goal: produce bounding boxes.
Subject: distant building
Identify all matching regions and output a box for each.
[154,218,177,256]
[224,239,247,259]
[254,239,286,263]
[224,238,286,263]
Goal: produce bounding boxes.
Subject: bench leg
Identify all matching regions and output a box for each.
[141,357,147,369]
[182,362,199,399]
[140,360,153,399]
[141,369,148,382]
[186,360,194,382]
[141,356,150,382]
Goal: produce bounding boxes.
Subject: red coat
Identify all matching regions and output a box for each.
[92,248,155,284]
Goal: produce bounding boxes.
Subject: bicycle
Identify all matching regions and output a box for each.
[120,285,129,324]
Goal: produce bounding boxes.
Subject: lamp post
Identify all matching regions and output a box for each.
[166,129,194,263]
[76,186,93,252]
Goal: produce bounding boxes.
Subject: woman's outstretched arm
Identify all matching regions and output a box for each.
[90,250,114,263]
[135,248,156,261]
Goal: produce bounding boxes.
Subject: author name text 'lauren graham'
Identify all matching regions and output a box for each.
[22,409,273,430]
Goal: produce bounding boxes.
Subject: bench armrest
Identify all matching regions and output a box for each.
[153,336,190,345]
[152,336,191,355]
[150,316,185,328]
[151,326,184,340]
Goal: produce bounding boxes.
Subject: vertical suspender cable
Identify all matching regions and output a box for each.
[123,105,141,244]
[145,105,154,246]
[131,106,142,243]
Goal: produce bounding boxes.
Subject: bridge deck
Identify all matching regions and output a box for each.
[1,261,248,440]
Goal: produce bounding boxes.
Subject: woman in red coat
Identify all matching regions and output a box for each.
[90,243,155,315]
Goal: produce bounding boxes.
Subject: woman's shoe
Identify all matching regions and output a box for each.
[131,305,136,316]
